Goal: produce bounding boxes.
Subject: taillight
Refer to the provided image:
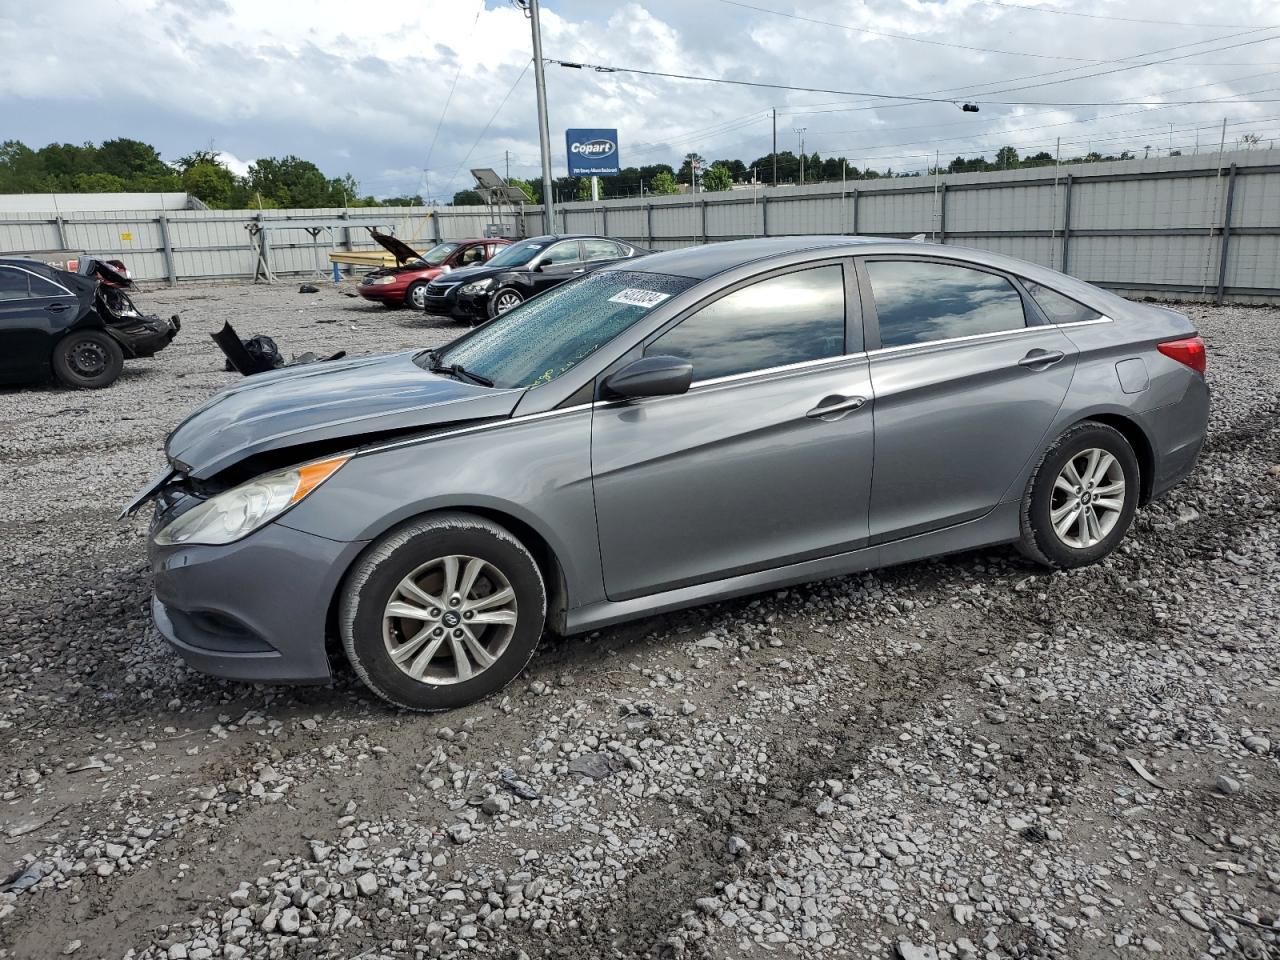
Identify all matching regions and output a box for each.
[1157,335,1206,375]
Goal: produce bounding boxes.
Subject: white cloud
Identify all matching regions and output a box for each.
[2,0,1277,198]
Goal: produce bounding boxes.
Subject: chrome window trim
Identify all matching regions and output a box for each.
[689,350,868,389]
[867,314,1112,357]
[1,264,74,298]
[353,317,1114,459]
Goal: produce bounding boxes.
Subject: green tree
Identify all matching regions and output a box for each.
[995,146,1020,170]
[183,162,236,207]
[72,172,127,192]
[575,177,593,201]
[452,189,484,205]
[649,170,680,195]
[701,163,733,192]
[247,155,345,207]
[97,138,171,184]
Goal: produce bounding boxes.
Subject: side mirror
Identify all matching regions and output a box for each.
[532,262,546,272]
[602,355,693,400]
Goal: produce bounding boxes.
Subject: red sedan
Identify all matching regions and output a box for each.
[358,233,509,309]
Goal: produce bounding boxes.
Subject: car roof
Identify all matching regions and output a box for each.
[624,236,890,279]
[0,257,64,279]
[520,234,615,243]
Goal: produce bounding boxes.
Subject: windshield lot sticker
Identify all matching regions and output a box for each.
[608,288,671,308]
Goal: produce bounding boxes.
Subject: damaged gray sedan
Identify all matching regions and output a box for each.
[128,237,1209,711]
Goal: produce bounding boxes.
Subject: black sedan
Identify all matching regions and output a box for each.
[0,257,178,388]
[421,235,647,323]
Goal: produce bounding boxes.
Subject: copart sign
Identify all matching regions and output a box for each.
[566,128,620,177]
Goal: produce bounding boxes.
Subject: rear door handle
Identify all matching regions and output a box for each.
[572,268,587,274]
[806,395,867,420]
[45,302,70,313]
[1018,349,1065,369]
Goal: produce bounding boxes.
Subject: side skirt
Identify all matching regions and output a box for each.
[563,501,1022,635]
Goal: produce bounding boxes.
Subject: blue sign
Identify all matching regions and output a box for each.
[566,128,620,177]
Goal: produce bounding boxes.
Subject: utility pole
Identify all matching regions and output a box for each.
[794,127,806,185]
[772,108,778,187]
[505,150,510,183]
[522,0,555,234]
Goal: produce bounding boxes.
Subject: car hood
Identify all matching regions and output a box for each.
[370,229,423,265]
[166,351,523,479]
[434,263,521,285]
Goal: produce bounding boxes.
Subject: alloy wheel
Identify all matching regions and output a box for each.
[1049,447,1126,549]
[494,291,522,314]
[382,555,518,684]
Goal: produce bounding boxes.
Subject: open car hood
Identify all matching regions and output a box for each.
[369,229,423,266]
[165,351,523,479]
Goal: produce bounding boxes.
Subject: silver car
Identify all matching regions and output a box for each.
[129,237,1209,711]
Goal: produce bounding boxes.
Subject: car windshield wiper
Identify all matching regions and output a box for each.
[428,356,494,388]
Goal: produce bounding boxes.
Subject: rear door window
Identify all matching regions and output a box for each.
[646,264,846,381]
[1024,281,1102,324]
[28,274,68,298]
[582,239,622,261]
[866,260,1027,348]
[0,267,29,301]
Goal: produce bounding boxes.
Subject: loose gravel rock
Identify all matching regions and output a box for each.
[0,284,1277,960]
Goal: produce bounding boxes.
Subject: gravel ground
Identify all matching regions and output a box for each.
[0,280,1276,960]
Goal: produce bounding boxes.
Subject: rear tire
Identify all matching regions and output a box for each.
[340,513,546,712]
[1018,421,1140,569]
[52,329,124,389]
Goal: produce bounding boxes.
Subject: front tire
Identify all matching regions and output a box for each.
[339,513,546,711]
[406,282,428,310]
[1019,421,1140,569]
[52,329,124,389]
[489,288,524,318]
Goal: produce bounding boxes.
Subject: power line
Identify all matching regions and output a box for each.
[548,48,1280,109]
[440,59,533,199]
[715,0,1275,63]
[421,10,480,200]
[714,0,1123,62]
[966,0,1272,29]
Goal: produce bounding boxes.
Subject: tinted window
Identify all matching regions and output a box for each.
[647,265,845,381]
[0,268,28,301]
[1025,281,1101,324]
[28,274,67,297]
[582,239,621,261]
[541,241,580,266]
[457,245,486,265]
[867,260,1026,348]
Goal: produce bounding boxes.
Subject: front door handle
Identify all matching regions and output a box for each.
[806,395,867,420]
[1018,349,1065,369]
[572,267,587,274]
[45,302,70,313]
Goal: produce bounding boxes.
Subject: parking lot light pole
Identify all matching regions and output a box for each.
[524,0,555,233]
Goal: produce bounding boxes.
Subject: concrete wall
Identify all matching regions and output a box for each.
[1,150,1277,302]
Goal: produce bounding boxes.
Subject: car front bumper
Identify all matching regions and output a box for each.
[148,507,368,683]
[357,283,405,302]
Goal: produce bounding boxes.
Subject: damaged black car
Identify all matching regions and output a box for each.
[0,256,179,389]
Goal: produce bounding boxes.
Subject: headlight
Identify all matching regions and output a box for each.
[154,455,349,546]
[460,278,493,294]
[367,275,397,285]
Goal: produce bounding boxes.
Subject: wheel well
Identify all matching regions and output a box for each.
[1077,414,1155,505]
[323,506,571,667]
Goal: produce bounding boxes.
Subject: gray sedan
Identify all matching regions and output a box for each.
[130,237,1209,711]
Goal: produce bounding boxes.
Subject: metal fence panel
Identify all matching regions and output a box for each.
[2,150,1277,300]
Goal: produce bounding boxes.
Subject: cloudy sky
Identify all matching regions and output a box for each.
[2,0,1279,198]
